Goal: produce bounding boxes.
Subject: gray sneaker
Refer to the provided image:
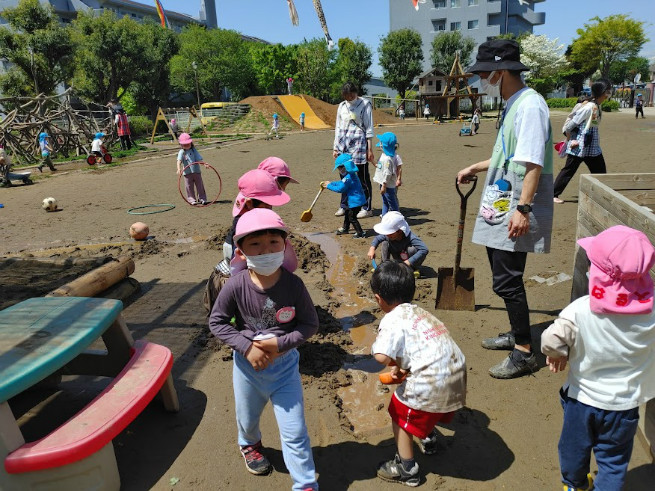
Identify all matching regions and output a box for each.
[481,332,515,350]
[418,429,440,455]
[489,350,538,379]
[377,454,420,487]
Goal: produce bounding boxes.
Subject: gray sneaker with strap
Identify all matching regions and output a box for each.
[481,332,515,350]
[240,441,272,475]
[489,350,538,379]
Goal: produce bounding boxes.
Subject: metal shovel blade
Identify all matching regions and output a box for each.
[435,267,475,311]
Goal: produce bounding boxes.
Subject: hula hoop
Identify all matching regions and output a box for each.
[127,204,176,215]
[177,161,222,207]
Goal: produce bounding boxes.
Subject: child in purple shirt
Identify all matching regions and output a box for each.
[209,208,318,490]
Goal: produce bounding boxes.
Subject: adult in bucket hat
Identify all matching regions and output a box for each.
[541,225,655,491]
[456,39,554,379]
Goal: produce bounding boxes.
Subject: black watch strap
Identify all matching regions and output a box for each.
[516,204,532,213]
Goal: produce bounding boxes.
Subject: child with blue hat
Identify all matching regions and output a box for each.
[373,132,403,216]
[321,153,366,238]
[37,132,56,172]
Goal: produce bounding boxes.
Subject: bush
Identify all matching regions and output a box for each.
[129,116,154,137]
[546,97,579,108]
[601,99,619,112]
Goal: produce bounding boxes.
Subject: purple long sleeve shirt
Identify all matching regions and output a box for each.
[209,268,319,356]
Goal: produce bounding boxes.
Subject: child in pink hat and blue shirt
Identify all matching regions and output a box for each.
[541,225,655,491]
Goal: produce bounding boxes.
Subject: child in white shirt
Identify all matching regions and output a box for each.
[373,132,403,216]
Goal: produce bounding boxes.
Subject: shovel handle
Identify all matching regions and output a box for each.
[307,186,324,213]
[454,176,477,276]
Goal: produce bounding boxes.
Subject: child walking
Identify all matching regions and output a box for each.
[471,109,481,135]
[321,153,366,238]
[37,132,56,172]
[373,132,403,216]
[541,225,655,491]
[367,211,428,277]
[268,113,280,139]
[299,112,305,132]
[209,208,319,490]
[176,133,207,206]
[371,261,467,486]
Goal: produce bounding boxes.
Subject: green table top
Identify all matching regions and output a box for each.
[0,297,123,403]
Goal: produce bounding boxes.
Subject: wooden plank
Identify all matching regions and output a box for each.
[618,190,655,207]
[592,173,655,190]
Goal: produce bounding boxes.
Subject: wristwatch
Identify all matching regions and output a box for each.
[516,204,532,214]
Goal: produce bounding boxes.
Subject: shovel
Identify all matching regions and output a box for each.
[436,175,478,311]
[300,186,324,222]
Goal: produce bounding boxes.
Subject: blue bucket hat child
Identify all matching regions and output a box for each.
[38,132,49,141]
[375,132,397,157]
[334,153,358,173]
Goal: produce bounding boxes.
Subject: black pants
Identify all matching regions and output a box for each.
[119,135,132,150]
[340,163,373,211]
[486,247,531,346]
[553,153,606,198]
[636,107,644,118]
[343,206,364,235]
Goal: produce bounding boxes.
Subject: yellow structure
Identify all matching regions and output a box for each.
[277,95,331,130]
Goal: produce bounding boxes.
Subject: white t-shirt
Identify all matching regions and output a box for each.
[91,138,103,153]
[371,303,466,413]
[505,88,550,167]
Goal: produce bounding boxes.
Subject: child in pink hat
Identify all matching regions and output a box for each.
[209,208,318,489]
[257,156,299,191]
[541,225,655,491]
[176,133,207,205]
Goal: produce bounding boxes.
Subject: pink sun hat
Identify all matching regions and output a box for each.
[577,225,655,314]
[232,169,290,217]
[233,208,289,244]
[178,133,192,145]
[257,156,299,184]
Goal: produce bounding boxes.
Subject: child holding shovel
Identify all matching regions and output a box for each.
[321,153,366,239]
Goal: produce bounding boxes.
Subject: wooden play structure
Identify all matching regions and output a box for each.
[571,173,655,461]
[0,89,115,165]
[420,53,485,120]
[149,106,205,144]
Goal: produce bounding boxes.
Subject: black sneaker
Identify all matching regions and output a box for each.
[240,441,272,475]
[336,227,349,235]
[489,350,538,379]
[418,429,440,455]
[37,165,43,173]
[377,454,420,487]
[352,232,366,239]
[481,332,515,350]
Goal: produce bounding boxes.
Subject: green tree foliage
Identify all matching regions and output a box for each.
[295,38,335,100]
[249,43,297,95]
[170,26,256,103]
[379,29,423,99]
[332,38,372,97]
[608,56,650,84]
[429,31,475,74]
[0,0,74,98]
[570,15,648,79]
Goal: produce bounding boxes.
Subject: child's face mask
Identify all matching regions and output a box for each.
[245,250,285,276]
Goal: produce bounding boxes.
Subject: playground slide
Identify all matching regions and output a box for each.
[277,95,332,130]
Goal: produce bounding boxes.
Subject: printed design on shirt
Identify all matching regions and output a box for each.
[276,306,296,323]
[409,312,449,341]
[243,297,278,331]
[480,177,513,225]
[591,286,652,306]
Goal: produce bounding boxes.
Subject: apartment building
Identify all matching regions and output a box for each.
[389,0,546,70]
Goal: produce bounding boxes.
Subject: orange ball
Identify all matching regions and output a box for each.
[129,222,149,240]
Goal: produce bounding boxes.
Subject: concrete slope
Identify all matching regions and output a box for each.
[277,95,331,130]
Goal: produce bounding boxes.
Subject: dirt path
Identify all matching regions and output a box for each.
[1,110,655,490]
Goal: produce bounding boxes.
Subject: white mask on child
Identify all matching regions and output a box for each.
[245,250,285,276]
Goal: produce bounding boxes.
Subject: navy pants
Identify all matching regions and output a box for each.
[559,389,639,490]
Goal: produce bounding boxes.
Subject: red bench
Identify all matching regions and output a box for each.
[5,340,176,474]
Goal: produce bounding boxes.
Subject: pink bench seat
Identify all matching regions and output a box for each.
[5,340,174,474]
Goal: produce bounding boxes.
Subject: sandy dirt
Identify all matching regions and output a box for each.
[1,105,655,490]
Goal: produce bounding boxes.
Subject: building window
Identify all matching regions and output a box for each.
[432,19,446,31]
[432,0,446,7]
[468,0,478,6]
[451,0,461,7]
[450,21,461,31]
[468,20,478,29]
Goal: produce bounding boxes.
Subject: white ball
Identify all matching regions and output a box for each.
[42,197,58,212]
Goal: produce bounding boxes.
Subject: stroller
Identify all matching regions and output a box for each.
[459,121,472,137]
[0,161,33,187]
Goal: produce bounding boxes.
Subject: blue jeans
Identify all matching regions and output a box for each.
[558,389,639,490]
[233,349,317,490]
[380,186,399,216]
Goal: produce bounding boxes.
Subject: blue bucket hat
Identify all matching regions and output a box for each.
[333,153,357,173]
[376,132,397,157]
[39,132,49,141]
[95,132,105,139]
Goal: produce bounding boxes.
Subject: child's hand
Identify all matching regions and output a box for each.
[396,179,402,187]
[367,246,376,260]
[391,366,408,380]
[176,168,182,176]
[332,150,339,159]
[252,337,278,353]
[245,344,271,371]
[320,180,330,189]
[546,356,568,373]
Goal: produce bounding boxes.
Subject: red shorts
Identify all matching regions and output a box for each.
[388,392,455,439]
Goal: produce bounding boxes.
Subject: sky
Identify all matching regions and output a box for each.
[161,0,655,76]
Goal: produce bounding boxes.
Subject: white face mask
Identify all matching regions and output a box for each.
[481,71,503,99]
[245,250,285,276]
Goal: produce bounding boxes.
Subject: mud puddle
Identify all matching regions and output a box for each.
[306,232,392,437]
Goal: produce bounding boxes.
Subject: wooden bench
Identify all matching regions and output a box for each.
[5,339,176,475]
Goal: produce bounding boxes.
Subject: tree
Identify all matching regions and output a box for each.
[608,56,650,85]
[429,31,475,74]
[569,15,648,79]
[250,43,297,95]
[379,29,423,100]
[520,34,568,96]
[170,26,257,103]
[332,38,372,98]
[294,38,335,100]
[0,0,74,99]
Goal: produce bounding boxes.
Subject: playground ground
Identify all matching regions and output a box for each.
[1,105,655,490]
